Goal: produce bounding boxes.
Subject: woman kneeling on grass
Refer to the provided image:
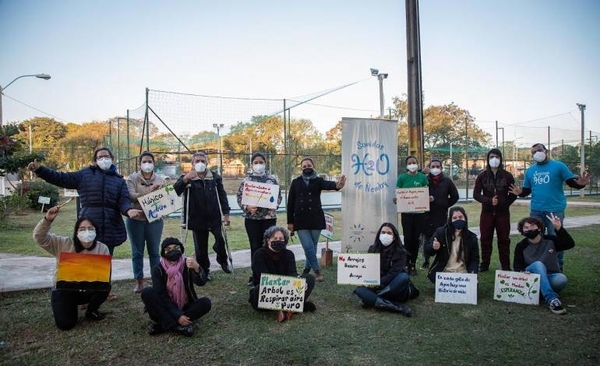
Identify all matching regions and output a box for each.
[353,223,417,317]
[249,225,316,322]
[141,237,211,336]
[513,214,574,315]
[33,206,110,330]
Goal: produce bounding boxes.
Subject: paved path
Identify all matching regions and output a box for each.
[1,204,598,292]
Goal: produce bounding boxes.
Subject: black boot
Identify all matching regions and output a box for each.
[374,298,412,317]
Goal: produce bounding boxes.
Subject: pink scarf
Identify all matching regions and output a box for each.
[160,257,188,310]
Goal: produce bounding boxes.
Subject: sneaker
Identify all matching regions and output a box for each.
[175,325,194,337]
[548,298,567,315]
[220,262,232,274]
[315,271,324,282]
[205,272,212,282]
[409,266,417,277]
[247,276,254,287]
[148,323,164,336]
[85,310,106,321]
[301,268,311,276]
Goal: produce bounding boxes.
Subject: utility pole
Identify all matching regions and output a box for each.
[577,103,586,197]
[406,0,424,167]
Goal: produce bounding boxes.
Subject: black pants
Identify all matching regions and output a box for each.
[249,274,315,310]
[192,228,228,273]
[244,218,277,261]
[141,287,212,330]
[51,288,109,330]
[401,212,425,266]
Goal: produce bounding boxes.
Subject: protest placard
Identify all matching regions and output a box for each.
[337,253,380,286]
[63,188,79,197]
[56,252,111,291]
[138,185,182,223]
[257,274,306,313]
[434,272,478,305]
[240,181,279,209]
[396,187,430,213]
[493,270,540,305]
[321,213,334,240]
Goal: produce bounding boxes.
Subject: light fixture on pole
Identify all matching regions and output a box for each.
[370,68,388,118]
[213,123,225,175]
[0,73,51,127]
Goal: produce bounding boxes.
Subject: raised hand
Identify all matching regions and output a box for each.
[546,213,562,231]
[508,183,522,196]
[27,159,40,172]
[45,206,60,222]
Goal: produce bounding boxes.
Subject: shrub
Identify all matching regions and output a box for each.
[16,181,59,210]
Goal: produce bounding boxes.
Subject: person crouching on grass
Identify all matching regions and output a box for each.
[141,237,212,336]
[249,225,316,322]
[33,206,110,330]
[513,214,574,315]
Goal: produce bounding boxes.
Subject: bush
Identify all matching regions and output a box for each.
[16,180,59,210]
[0,193,31,226]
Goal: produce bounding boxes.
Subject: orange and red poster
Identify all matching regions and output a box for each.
[56,252,111,291]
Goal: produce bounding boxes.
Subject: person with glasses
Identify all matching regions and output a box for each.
[126,151,167,293]
[174,151,231,280]
[141,237,211,336]
[33,206,110,330]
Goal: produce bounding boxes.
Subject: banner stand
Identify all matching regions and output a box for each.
[321,239,333,267]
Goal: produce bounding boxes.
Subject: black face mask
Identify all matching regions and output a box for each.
[452,219,466,230]
[302,168,314,176]
[523,229,540,239]
[270,240,286,252]
[165,249,182,261]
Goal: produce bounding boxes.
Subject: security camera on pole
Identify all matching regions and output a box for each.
[370,68,388,118]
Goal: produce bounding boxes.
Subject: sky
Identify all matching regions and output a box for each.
[1,0,599,149]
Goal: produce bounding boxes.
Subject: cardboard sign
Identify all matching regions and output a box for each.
[337,253,380,286]
[434,272,478,305]
[63,188,79,197]
[321,213,334,240]
[396,187,430,213]
[240,181,279,209]
[56,252,111,291]
[138,185,183,223]
[493,270,540,305]
[38,196,51,204]
[257,274,306,313]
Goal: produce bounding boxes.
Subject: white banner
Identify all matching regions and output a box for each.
[341,118,398,252]
[240,181,280,209]
[336,253,380,286]
[138,185,183,223]
[493,270,540,305]
[257,274,306,313]
[434,272,478,305]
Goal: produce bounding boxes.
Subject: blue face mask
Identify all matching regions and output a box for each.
[452,219,466,230]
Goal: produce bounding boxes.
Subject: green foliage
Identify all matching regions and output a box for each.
[16,181,59,210]
[0,193,30,226]
[0,123,46,176]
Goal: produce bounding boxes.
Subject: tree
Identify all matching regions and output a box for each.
[14,117,67,168]
[0,123,44,180]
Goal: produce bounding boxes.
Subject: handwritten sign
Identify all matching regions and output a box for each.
[337,253,380,285]
[396,187,429,213]
[493,270,540,305]
[435,272,478,305]
[257,274,306,313]
[321,213,334,240]
[138,185,183,223]
[241,181,279,209]
[63,188,79,197]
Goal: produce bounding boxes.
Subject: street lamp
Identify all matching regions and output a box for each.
[213,123,225,175]
[497,127,505,157]
[0,73,51,127]
[576,103,586,198]
[370,68,388,118]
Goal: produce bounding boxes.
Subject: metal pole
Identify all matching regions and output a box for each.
[0,86,3,128]
[378,74,385,118]
[127,110,131,176]
[577,103,586,197]
[29,125,33,153]
[406,0,424,167]
[495,120,498,148]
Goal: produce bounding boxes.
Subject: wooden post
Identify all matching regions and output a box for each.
[321,238,333,266]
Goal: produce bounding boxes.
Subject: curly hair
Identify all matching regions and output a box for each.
[517,217,545,234]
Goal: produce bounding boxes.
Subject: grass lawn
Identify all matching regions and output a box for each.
[1,225,599,365]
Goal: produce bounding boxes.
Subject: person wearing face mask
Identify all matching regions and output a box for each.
[394,155,429,276]
[237,152,283,286]
[422,159,459,269]
[353,223,418,316]
[514,215,574,315]
[287,157,346,282]
[141,237,211,336]
[126,151,167,293]
[473,148,517,272]
[424,206,480,283]
[249,226,316,321]
[33,206,110,330]
[509,143,589,271]
[174,151,231,279]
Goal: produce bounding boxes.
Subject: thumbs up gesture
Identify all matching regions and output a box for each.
[432,237,441,250]
[27,159,40,172]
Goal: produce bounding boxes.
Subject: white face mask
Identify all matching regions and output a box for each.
[407,164,418,173]
[252,163,266,174]
[430,168,441,176]
[533,151,546,163]
[194,162,206,173]
[379,233,394,246]
[97,157,112,170]
[77,229,96,246]
[141,162,154,173]
[489,157,500,168]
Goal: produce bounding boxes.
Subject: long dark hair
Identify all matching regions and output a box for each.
[73,216,99,253]
[374,222,405,252]
[446,206,468,258]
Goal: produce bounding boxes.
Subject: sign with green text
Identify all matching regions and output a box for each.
[257,274,306,313]
[493,270,540,305]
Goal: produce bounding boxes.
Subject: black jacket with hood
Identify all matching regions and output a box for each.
[473,148,517,214]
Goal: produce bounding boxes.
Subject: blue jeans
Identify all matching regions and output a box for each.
[126,218,163,279]
[526,261,567,304]
[530,210,565,268]
[354,272,414,306]
[297,229,322,272]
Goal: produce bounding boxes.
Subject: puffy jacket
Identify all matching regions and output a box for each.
[35,164,132,248]
[287,176,337,230]
[424,224,480,283]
